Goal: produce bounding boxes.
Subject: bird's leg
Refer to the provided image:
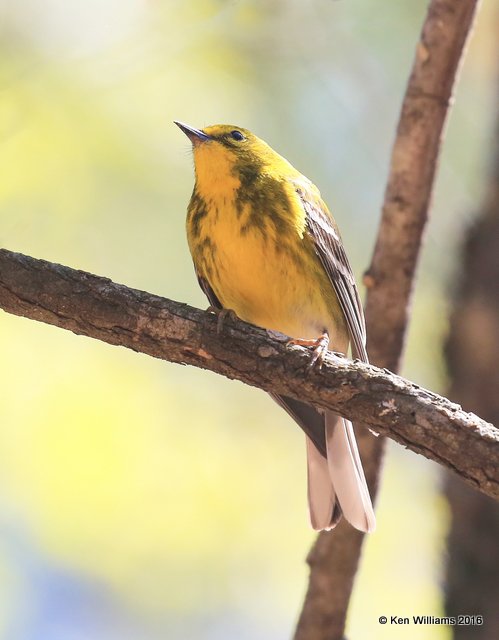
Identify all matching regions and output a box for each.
[287,330,330,369]
[206,306,238,335]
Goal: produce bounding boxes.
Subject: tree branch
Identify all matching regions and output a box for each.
[0,248,497,499]
[364,0,481,371]
[294,1,482,638]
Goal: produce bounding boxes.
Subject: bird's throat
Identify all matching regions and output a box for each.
[193,144,241,201]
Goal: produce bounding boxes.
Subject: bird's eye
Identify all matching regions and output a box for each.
[230,130,245,141]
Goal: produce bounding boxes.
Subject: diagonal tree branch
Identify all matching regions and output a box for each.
[294,1,482,639]
[0,248,497,499]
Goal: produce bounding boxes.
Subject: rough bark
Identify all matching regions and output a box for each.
[444,78,499,640]
[294,1,481,638]
[0,248,497,499]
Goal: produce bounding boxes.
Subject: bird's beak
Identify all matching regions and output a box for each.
[174,121,212,146]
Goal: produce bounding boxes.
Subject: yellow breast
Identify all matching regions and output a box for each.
[188,194,347,348]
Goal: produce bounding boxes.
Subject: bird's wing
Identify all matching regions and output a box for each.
[197,274,222,309]
[295,182,368,363]
[270,393,326,457]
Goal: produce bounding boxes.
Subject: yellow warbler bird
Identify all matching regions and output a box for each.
[176,121,375,532]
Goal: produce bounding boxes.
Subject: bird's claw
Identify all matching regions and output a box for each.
[206,306,238,335]
[287,331,330,371]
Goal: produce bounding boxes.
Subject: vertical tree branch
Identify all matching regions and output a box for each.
[294,2,481,638]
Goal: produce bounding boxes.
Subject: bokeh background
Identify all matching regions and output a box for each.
[1,1,497,639]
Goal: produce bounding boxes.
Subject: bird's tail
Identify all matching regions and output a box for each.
[306,411,376,532]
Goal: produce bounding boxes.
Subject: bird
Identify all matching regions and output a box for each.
[175,120,376,532]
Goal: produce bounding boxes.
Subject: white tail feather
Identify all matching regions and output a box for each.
[325,412,376,533]
[305,436,336,530]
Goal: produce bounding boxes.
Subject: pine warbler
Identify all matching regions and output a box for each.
[176,121,375,532]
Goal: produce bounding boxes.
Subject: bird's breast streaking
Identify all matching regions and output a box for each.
[188,183,347,345]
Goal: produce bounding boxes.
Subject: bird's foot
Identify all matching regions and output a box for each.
[206,306,238,335]
[287,330,330,370]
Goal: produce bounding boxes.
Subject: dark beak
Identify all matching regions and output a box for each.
[174,121,211,146]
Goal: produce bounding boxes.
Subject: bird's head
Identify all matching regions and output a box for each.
[175,121,294,195]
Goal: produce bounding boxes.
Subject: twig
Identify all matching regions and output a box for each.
[294,1,482,639]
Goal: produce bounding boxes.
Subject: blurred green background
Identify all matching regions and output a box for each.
[0,1,497,638]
